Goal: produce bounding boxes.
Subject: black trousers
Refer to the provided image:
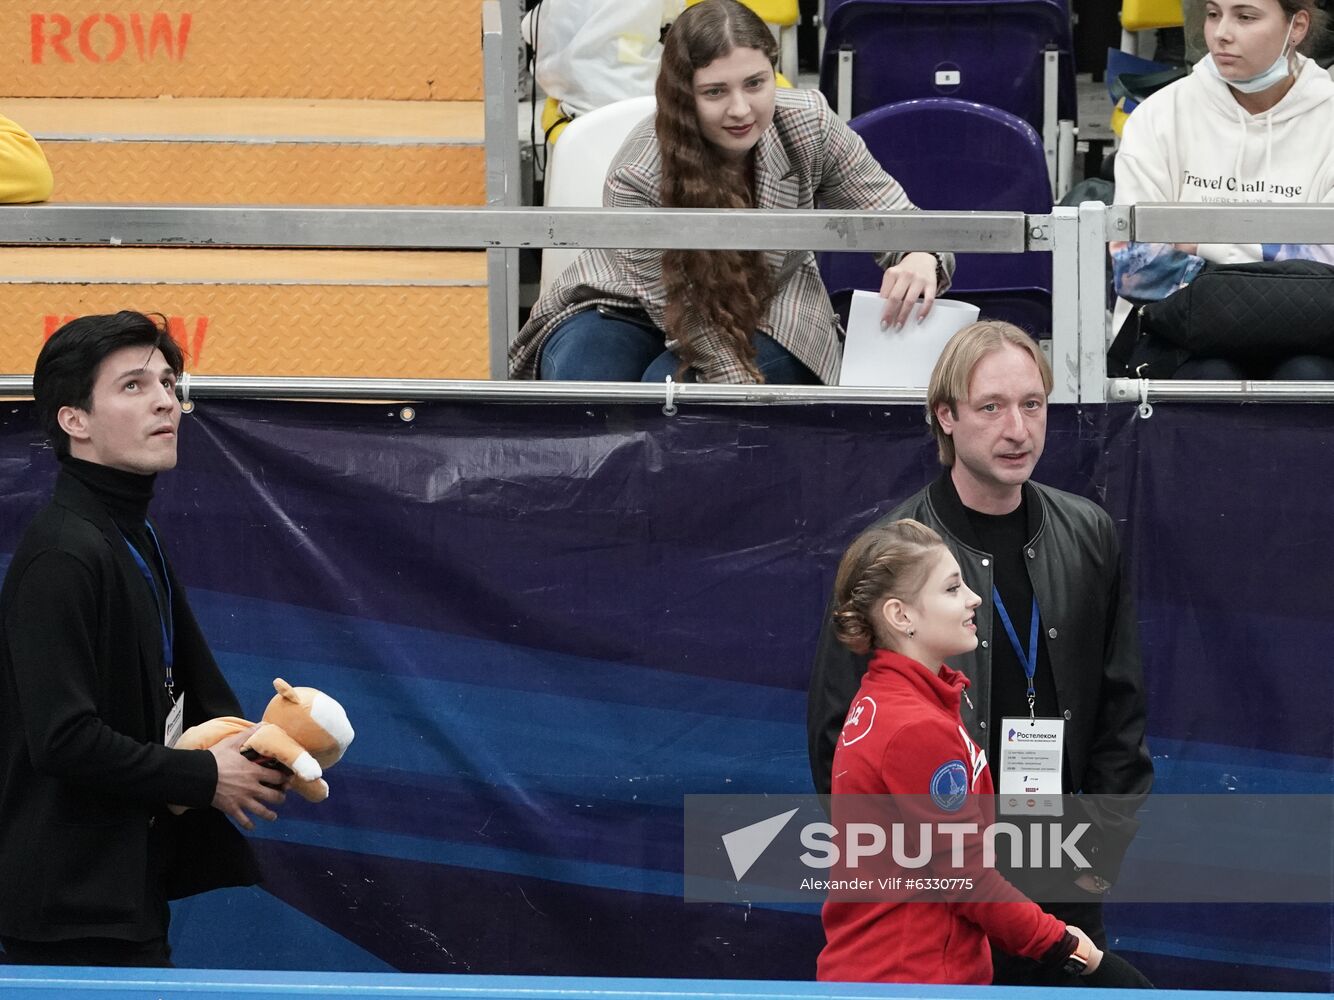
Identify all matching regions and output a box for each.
[0,935,172,968]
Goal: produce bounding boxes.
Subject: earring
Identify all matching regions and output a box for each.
[906,628,915,638]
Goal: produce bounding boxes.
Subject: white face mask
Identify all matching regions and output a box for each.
[1203,16,1296,94]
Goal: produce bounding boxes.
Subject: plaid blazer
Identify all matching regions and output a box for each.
[509,88,954,384]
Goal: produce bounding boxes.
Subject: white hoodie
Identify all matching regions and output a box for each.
[1111,55,1334,333]
[1117,53,1334,245]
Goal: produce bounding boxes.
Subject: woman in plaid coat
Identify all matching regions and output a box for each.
[509,0,954,385]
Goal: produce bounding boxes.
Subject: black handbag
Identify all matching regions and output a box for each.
[1108,259,1334,377]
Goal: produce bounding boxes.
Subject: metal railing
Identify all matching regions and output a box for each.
[0,202,1045,407]
[0,204,1031,253]
[5,201,1334,406]
[482,0,522,379]
[1104,203,1334,406]
[2,0,1332,409]
[0,373,931,408]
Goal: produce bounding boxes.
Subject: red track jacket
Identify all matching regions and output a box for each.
[817,648,1066,983]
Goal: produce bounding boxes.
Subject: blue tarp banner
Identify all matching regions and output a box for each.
[0,400,1329,989]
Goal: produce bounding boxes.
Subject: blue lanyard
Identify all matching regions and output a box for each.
[992,586,1038,722]
[120,522,175,693]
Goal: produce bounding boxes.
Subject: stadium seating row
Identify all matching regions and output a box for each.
[1,0,489,379]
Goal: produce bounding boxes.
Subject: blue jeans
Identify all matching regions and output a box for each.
[538,308,818,384]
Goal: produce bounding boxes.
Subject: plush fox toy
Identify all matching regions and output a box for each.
[173,677,355,806]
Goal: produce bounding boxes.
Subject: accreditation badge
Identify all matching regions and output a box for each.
[165,692,185,748]
[998,716,1064,816]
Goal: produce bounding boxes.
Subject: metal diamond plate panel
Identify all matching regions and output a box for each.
[44,142,485,205]
[2,0,482,100]
[2,284,489,378]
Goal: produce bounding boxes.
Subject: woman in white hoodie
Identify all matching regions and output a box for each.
[1112,0,1334,379]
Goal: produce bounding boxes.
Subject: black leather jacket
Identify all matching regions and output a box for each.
[807,473,1153,882]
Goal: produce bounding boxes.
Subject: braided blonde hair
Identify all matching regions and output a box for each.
[831,519,946,654]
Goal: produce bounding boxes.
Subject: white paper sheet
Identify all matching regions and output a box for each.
[838,293,981,388]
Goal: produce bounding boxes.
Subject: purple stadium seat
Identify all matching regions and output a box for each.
[819,98,1053,336]
[818,0,1076,131]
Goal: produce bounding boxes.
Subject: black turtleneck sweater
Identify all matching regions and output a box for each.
[960,492,1061,778]
[61,454,157,516]
[61,455,157,536]
[61,457,171,664]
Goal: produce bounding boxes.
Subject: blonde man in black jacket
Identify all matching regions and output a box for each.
[808,320,1153,987]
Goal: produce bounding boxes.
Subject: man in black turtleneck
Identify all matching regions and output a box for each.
[0,312,286,967]
[809,321,1153,987]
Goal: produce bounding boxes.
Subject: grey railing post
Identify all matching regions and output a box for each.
[1076,202,1110,403]
[482,0,522,379]
[1046,208,1079,403]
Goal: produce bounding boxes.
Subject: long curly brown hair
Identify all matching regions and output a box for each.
[656,0,778,381]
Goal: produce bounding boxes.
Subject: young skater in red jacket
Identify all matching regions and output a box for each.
[816,519,1102,984]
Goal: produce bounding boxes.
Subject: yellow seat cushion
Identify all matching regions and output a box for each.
[542,97,572,144]
[1121,0,1184,32]
[686,0,798,27]
[1111,97,1131,137]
